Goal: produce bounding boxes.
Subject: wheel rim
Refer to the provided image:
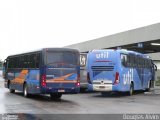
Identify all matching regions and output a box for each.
[9,83,11,90]
[148,81,151,89]
[9,83,12,91]
[24,85,27,96]
[130,85,133,95]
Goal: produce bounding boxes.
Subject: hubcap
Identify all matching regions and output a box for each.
[24,86,27,96]
[130,86,133,95]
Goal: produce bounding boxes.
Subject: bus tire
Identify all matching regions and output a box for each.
[50,93,62,99]
[9,81,15,93]
[23,83,30,98]
[129,83,134,96]
[80,88,87,93]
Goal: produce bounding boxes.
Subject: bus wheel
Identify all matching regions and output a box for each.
[129,83,134,96]
[9,82,15,93]
[23,84,29,98]
[50,93,62,99]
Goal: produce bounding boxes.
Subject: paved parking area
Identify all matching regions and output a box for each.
[0,76,160,114]
[0,69,160,120]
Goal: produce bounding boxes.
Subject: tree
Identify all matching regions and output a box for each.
[0,59,3,68]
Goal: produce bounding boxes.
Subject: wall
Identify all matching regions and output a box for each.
[154,61,160,81]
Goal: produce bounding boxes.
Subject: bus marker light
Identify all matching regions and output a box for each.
[41,74,46,87]
[114,72,119,84]
[76,82,80,87]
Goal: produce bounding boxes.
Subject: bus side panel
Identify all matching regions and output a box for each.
[120,67,151,91]
[7,69,24,91]
[133,68,142,90]
[6,69,41,94]
[133,67,150,90]
[119,55,134,92]
[25,69,41,94]
[143,68,152,89]
[120,67,142,91]
[114,52,131,92]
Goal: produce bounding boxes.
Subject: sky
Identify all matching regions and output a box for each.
[0,0,160,60]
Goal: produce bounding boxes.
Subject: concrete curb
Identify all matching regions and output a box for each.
[144,87,160,95]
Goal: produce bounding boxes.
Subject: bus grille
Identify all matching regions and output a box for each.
[91,66,114,71]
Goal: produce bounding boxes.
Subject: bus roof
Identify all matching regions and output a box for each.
[89,49,150,59]
[7,48,79,59]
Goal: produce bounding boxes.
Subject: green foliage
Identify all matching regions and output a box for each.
[155,80,160,86]
[0,59,3,68]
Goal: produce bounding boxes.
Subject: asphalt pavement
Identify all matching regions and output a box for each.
[0,71,160,120]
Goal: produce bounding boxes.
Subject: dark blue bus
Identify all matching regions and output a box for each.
[3,48,80,99]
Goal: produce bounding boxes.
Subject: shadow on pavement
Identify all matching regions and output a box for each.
[5,91,78,104]
[92,90,145,98]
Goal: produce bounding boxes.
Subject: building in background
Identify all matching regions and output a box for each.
[65,23,160,81]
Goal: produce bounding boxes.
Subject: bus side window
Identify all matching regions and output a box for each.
[138,57,141,68]
[20,56,25,68]
[141,59,144,68]
[27,55,30,68]
[23,55,28,68]
[147,59,149,68]
[128,55,133,67]
[15,57,18,68]
[121,54,127,67]
[133,56,137,68]
[146,60,150,68]
[34,54,37,68]
[8,59,11,68]
[35,53,40,68]
[143,59,145,68]
[127,55,130,67]
[8,58,14,69]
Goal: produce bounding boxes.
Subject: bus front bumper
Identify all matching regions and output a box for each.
[93,84,112,91]
[88,84,126,92]
[41,87,80,94]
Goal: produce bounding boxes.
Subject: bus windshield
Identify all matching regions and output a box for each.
[46,52,78,66]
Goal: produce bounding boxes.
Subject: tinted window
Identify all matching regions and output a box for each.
[121,54,127,67]
[46,52,78,66]
[35,53,40,68]
[7,52,41,69]
[121,53,151,69]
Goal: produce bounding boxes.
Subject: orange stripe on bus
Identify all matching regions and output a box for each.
[11,70,29,84]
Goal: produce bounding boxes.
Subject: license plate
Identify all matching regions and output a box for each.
[106,86,112,90]
[99,86,105,89]
[58,89,65,92]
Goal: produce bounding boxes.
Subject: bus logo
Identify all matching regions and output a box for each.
[96,52,109,59]
[123,69,133,85]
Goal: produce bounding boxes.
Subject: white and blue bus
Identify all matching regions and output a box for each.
[87,49,156,95]
[3,48,80,99]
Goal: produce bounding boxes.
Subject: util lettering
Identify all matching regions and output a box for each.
[96,52,108,59]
